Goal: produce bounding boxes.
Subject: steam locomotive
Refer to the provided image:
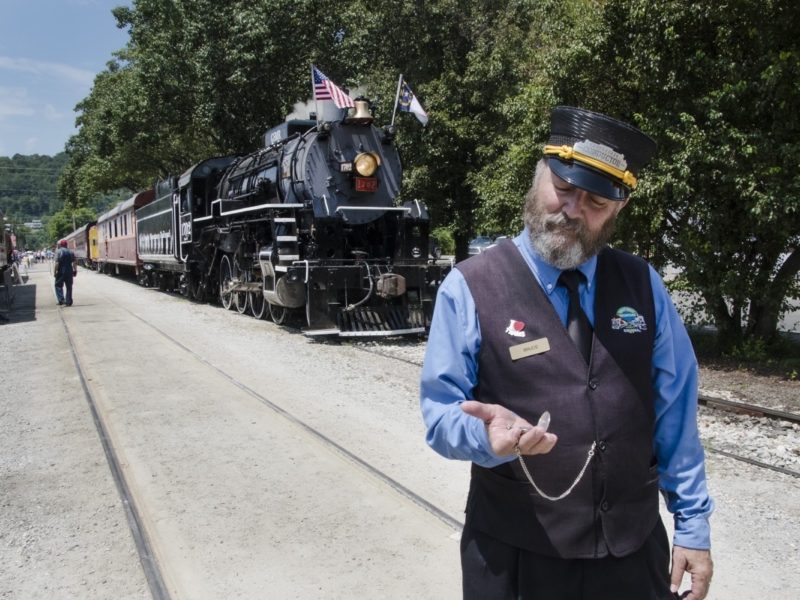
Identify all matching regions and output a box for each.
[133,98,449,336]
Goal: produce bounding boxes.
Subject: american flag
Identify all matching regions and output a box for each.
[312,65,355,109]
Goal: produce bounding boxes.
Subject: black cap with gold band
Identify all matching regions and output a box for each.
[543,106,657,201]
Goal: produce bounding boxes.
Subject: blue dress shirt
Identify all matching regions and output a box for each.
[420,231,714,549]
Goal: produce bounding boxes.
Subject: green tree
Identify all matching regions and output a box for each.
[336,0,580,258]
[557,0,800,350]
[47,207,98,243]
[62,0,350,197]
[0,153,67,220]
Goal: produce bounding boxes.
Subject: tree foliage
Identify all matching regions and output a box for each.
[47,206,98,244]
[0,153,67,220]
[543,0,800,348]
[57,0,799,350]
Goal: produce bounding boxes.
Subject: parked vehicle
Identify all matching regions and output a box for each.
[467,235,495,256]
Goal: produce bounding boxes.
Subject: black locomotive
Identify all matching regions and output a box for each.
[135,99,449,336]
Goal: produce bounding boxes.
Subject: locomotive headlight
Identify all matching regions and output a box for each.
[353,152,380,177]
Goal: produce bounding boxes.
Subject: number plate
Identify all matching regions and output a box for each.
[354,177,378,192]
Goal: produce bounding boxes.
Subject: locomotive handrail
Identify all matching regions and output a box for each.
[136,208,173,223]
[221,203,303,217]
[335,206,411,212]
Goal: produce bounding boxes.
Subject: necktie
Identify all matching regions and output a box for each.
[558,270,593,364]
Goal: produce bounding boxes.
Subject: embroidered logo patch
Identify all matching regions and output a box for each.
[611,306,647,334]
[505,319,526,338]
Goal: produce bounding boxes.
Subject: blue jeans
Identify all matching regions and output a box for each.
[55,275,73,306]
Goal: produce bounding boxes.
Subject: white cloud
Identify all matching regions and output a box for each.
[0,86,35,119]
[0,56,95,87]
[24,137,39,152]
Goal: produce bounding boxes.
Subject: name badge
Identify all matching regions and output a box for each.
[509,337,550,361]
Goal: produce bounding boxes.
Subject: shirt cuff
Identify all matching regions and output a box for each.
[673,513,712,550]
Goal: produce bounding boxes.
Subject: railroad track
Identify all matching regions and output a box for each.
[698,394,800,425]
[353,341,800,479]
[59,308,171,600]
[58,296,464,599]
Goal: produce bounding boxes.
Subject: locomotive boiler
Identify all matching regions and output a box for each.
[136,98,448,336]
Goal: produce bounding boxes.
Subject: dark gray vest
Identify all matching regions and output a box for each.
[457,239,658,559]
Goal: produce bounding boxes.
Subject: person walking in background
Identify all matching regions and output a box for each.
[54,239,77,306]
[420,106,713,599]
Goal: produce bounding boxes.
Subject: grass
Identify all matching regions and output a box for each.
[688,328,800,380]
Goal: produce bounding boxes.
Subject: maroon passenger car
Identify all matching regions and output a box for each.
[96,190,155,275]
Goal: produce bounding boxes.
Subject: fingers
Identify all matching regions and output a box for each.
[460,400,498,423]
[460,401,557,456]
[516,428,558,456]
[669,551,687,595]
[461,401,535,456]
[671,547,713,600]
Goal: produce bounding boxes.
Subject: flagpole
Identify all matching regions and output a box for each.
[390,74,403,126]
[311,64,319,123]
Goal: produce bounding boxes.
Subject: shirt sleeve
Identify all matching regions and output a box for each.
[649,267,714,549]
[419,269,513,468]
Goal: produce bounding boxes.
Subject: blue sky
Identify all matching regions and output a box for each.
[0,0,130,157]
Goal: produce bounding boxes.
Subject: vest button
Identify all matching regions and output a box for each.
[600,500,610,511]
[588,379,598,390]
[598,440,608,452]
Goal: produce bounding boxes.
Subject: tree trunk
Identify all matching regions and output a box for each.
[707,293,742,354]
[747,248,800,343]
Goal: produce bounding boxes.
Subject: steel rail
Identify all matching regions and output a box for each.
[59,313,172,600]
[705,446,800,478]
[107,297,464,534]
[351,343,800,478]
[698,394,800,425]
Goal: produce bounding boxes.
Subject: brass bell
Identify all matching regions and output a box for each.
[346,100,374,125]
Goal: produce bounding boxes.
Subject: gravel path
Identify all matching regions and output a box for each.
[1,265,798,599]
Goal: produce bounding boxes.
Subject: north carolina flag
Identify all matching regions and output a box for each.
[312,65,355,109]
[398,80,428,126]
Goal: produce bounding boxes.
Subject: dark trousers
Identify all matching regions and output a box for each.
[461,520,672,600]
[55,276,73,306]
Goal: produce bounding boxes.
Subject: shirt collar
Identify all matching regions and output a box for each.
[514,229,597,295]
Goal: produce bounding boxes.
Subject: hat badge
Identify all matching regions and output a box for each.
[505,319,526,338]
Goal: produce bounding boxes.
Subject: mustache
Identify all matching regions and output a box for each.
[543,212,582,232]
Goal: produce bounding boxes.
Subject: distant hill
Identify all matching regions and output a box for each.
[0,153,67,221]
[0,154,133,228]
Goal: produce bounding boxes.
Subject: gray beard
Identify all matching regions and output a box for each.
[524,197,618,270]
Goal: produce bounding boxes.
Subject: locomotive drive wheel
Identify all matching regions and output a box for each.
[233,258,248,315]
[268,302,289,325]
[219,255,234,310]
[235,291,249,314]
[250,289,266,319]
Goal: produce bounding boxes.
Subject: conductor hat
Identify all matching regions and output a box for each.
[543,106,657,200]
